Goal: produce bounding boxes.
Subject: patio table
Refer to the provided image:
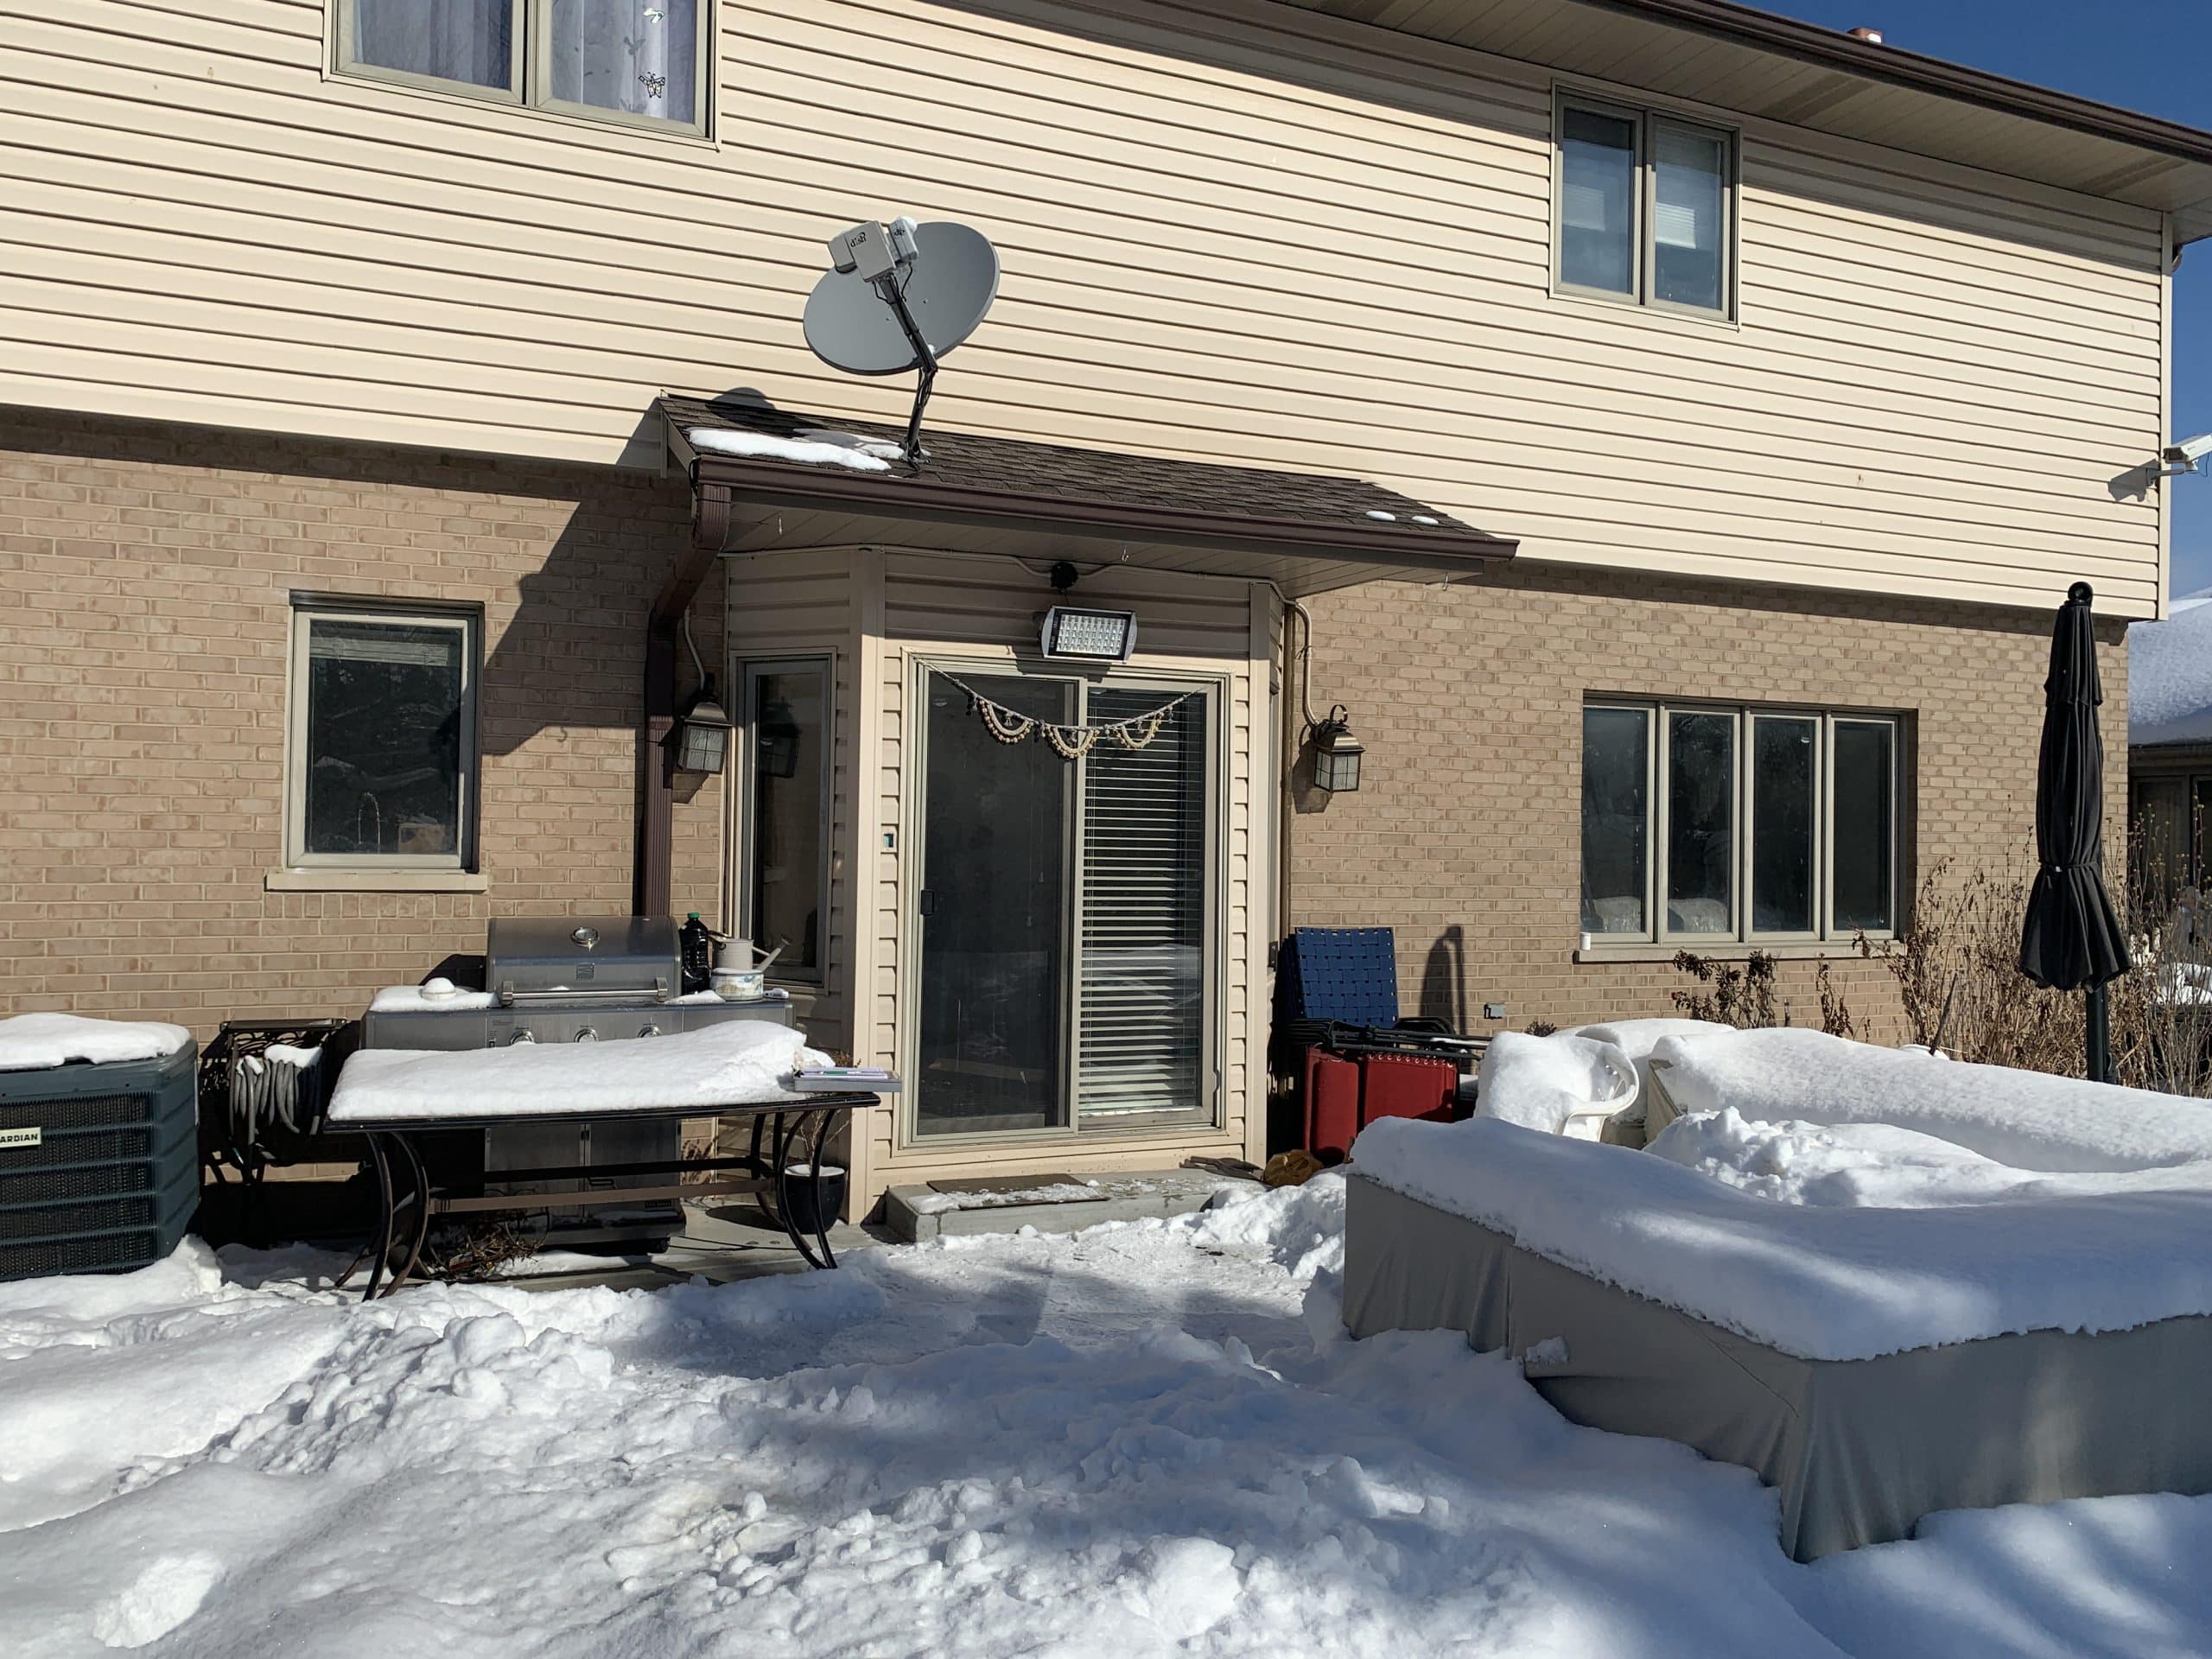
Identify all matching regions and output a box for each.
[334,1094,877,1301]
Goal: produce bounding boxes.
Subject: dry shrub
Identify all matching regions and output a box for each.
[1862,854,2212,1098]
[1669,950,1861,1038]
[1859,858,2082,1075]
[415,1220,540,1283]
[2113,885,2212,1097]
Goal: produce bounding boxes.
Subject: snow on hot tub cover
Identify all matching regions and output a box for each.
[0,1012,193,1073]
[328,1020,836,1123]
[1353,1026,2212,1362]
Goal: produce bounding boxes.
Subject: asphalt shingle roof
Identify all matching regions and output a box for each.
[658,395,1513,561]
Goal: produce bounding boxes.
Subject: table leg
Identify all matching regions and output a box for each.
[362,1131,395,1303]
[391,1134,433,1293]
[769,1107,840,1270]
[804,1108,839,1270]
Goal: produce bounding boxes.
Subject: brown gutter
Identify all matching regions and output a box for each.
[685,454,1519,572]
[635,479,731,918]
[1585,0,2212,168]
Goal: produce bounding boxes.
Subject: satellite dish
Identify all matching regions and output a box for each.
[802,218,1000,462]
[804,221,999,376]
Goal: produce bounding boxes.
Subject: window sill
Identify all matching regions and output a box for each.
[1548,282,1741,334]
[265,869,488,893]
[326,62,717,148]
[1574,941,1879,964]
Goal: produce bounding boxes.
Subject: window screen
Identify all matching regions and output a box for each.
[1560,106,1638,296]
[347,0,515,90]
[295,612,474,865]
[1580,707,1650,936]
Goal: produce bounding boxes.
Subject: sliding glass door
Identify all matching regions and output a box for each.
[913,668,1213,1139]
[914,672,1073,1136]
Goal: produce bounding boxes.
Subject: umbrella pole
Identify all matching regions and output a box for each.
[2086,983,2113,1084]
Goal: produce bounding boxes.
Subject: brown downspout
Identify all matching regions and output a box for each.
[635,477,732,917]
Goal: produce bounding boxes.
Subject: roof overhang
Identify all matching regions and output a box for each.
[661,397,1517,599]
[1274,0,2212,245]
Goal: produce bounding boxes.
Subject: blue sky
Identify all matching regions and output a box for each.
[1775,3,2210,600]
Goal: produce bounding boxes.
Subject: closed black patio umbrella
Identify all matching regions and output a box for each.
[2018,582,2132,1082]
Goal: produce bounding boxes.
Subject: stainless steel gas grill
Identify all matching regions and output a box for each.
[359,917,796,1247]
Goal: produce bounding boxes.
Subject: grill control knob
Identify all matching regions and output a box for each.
[575,1027,599,1042]
[506,1030,536,1046]
[636,1024,662,1039]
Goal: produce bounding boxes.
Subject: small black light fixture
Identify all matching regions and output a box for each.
[1310,704,1365,794]
[675,677,734,775]
[757,693,803,779]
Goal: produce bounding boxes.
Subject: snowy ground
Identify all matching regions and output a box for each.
[4,1178,2209,1658]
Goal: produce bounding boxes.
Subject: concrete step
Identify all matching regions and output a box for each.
[885,1167,1251,1243]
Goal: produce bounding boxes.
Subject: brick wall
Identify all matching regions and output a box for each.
[0,409,728,1035]
[1287,563,2132,1040]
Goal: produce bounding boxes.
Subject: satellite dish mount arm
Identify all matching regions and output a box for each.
[811,218,997,468]
[876,270,937,466]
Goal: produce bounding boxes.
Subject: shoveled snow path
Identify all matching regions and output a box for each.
[2,1179,2206,1657]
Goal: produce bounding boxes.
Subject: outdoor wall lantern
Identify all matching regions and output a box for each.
[675,679,734,775]
[1310,705,1365,793]
[757,695,803,779]
[1041,606,1139,663]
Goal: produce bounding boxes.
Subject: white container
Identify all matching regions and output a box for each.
[711,966,767,1001]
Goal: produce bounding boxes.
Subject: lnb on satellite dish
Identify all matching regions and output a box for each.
[805,216,1000,465]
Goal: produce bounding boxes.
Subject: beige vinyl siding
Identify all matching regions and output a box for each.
[860,554,1267,1189]
[0,0,2167,613]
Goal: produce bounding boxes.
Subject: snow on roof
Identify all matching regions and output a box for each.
[0,1013,191,1073]
[2129,593,2212,747]
[690,427,899,473]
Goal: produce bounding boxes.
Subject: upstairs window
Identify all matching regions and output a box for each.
[1555,93,1737,321]
[1580,702,1902,946]
[338,0,709,135]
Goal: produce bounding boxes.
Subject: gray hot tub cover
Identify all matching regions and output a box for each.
[1341,1175,2212,1560]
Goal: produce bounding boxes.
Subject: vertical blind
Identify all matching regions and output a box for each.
[1076,690,1207,1119]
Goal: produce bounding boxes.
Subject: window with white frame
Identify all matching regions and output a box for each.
[1555,92,1737,319]
[740,658,830,982]
[336,0,709,135]
[1580,702,1901,945]
[285,601,480,869]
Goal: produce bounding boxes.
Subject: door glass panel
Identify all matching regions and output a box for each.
[1832,721,1897,932]
[914,674,1072,1137]
[1751,716,1816,933]
[1077,690,1207,1121]
[1653,122,1727,311]
[1560,107,1637,296]
[747,665,825,977]
[1666,711,1735,935]
[1580,707,1649,937]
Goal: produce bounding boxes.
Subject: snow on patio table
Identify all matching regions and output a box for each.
[5,1183,2210,1657]
[327,1020,836,1122]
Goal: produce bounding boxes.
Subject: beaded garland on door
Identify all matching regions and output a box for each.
[943,674,1192,760]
